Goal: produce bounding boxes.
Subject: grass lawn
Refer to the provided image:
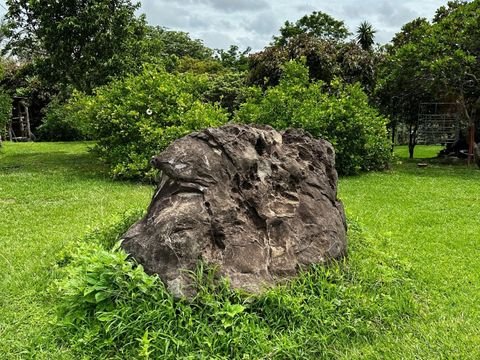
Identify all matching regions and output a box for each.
[1,142,480,358]
[339,145,480,358]
[0,142,152,359]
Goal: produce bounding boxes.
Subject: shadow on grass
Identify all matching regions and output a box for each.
[392,157,480,181]
[0,150,111,181]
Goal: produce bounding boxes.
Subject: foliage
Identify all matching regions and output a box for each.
[356,21,376,51]
[3,142,480,358]
[0,61,12,140]
[53,213,415,359]
[432,0,467,23]
[1,0,146,94]
[202,70,249,115]
[337,41,380,95]
[377,1,480,157]
[36,96,94,141]
[0,88,11,140]
[248,34,338,88]
[140,26,214,68]
[175,56,225,75]
[0,142,152,358]
[389,18,430,49]
[72,65,228,179]
[0,58,67,135]
[248,34,380,94]
[376,18,433,158]
[420,0,480,121]
[214,45,251,72]
[274,11,350,45]
[238,61,391,175]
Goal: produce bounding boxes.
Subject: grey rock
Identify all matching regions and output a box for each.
[121,125,347,297]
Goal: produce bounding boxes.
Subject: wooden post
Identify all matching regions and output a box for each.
[8,115,13,141]
[17,101,24,138]
[24,102,32,140]
[468,122,475,166]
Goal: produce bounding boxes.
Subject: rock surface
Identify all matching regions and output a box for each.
[122,125,347,297]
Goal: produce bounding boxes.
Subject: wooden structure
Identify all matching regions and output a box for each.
[6,96,33,142]
[417,103,460,145]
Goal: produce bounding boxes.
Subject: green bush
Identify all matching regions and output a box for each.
[74,65,228,179]
[54,216,416,359]
[236,60,392,175]
[0,88,12,141]
[37,95,94,141]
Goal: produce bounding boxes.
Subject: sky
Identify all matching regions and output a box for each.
[0,0,450,51]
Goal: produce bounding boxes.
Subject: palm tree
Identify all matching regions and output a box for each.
[356,21,376,50]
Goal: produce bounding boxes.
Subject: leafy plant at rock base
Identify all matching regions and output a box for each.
[54,214,416,359]
[237,60,391,175]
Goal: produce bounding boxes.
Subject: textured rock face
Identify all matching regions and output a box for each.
[122,125,347,297]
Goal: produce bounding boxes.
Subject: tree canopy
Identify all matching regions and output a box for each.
[376,0,480,157]
[356,21,376,51]
[273,11,350,45]
[1,0,146,94]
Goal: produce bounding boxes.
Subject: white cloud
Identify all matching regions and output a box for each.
[139,0,447,50]
[0,0,449,51]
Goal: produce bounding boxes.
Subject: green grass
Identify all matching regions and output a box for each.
[0,142,152,358]
[338,145,480,359]
[1,143,480,358]
[394,144,444,159]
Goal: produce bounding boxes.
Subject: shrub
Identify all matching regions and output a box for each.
[54,215,416,359]
[236,60,391,175]
[76,65,228,180]
[37,95,94,141]
[0,88,11,142]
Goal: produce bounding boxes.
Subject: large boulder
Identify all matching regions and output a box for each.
[122,125,347,297]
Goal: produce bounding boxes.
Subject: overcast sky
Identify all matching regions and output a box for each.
[0,0,450,51]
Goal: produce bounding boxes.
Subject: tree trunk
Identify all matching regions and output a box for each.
[474,142,480,168]
[391,121,397,153]
[408,123,417,159]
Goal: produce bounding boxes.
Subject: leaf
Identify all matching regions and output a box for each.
[95,291,110,303]
[225,303,245,317]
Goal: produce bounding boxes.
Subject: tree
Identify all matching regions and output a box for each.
[433,0,467,23]
[422,0,480,161]
[273,11,350,45]
[214,45,251,72]
[248,34,339,87]
[248,34,379,94]
[390,18,430,49]
[376,42,434,158]
[377,0,480,158]
[237,61,391,175]
[376,18,433,158]
[356,21,376,51]
[140,26,213,63]
[1,0,146,94]
[0,59,12,143]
